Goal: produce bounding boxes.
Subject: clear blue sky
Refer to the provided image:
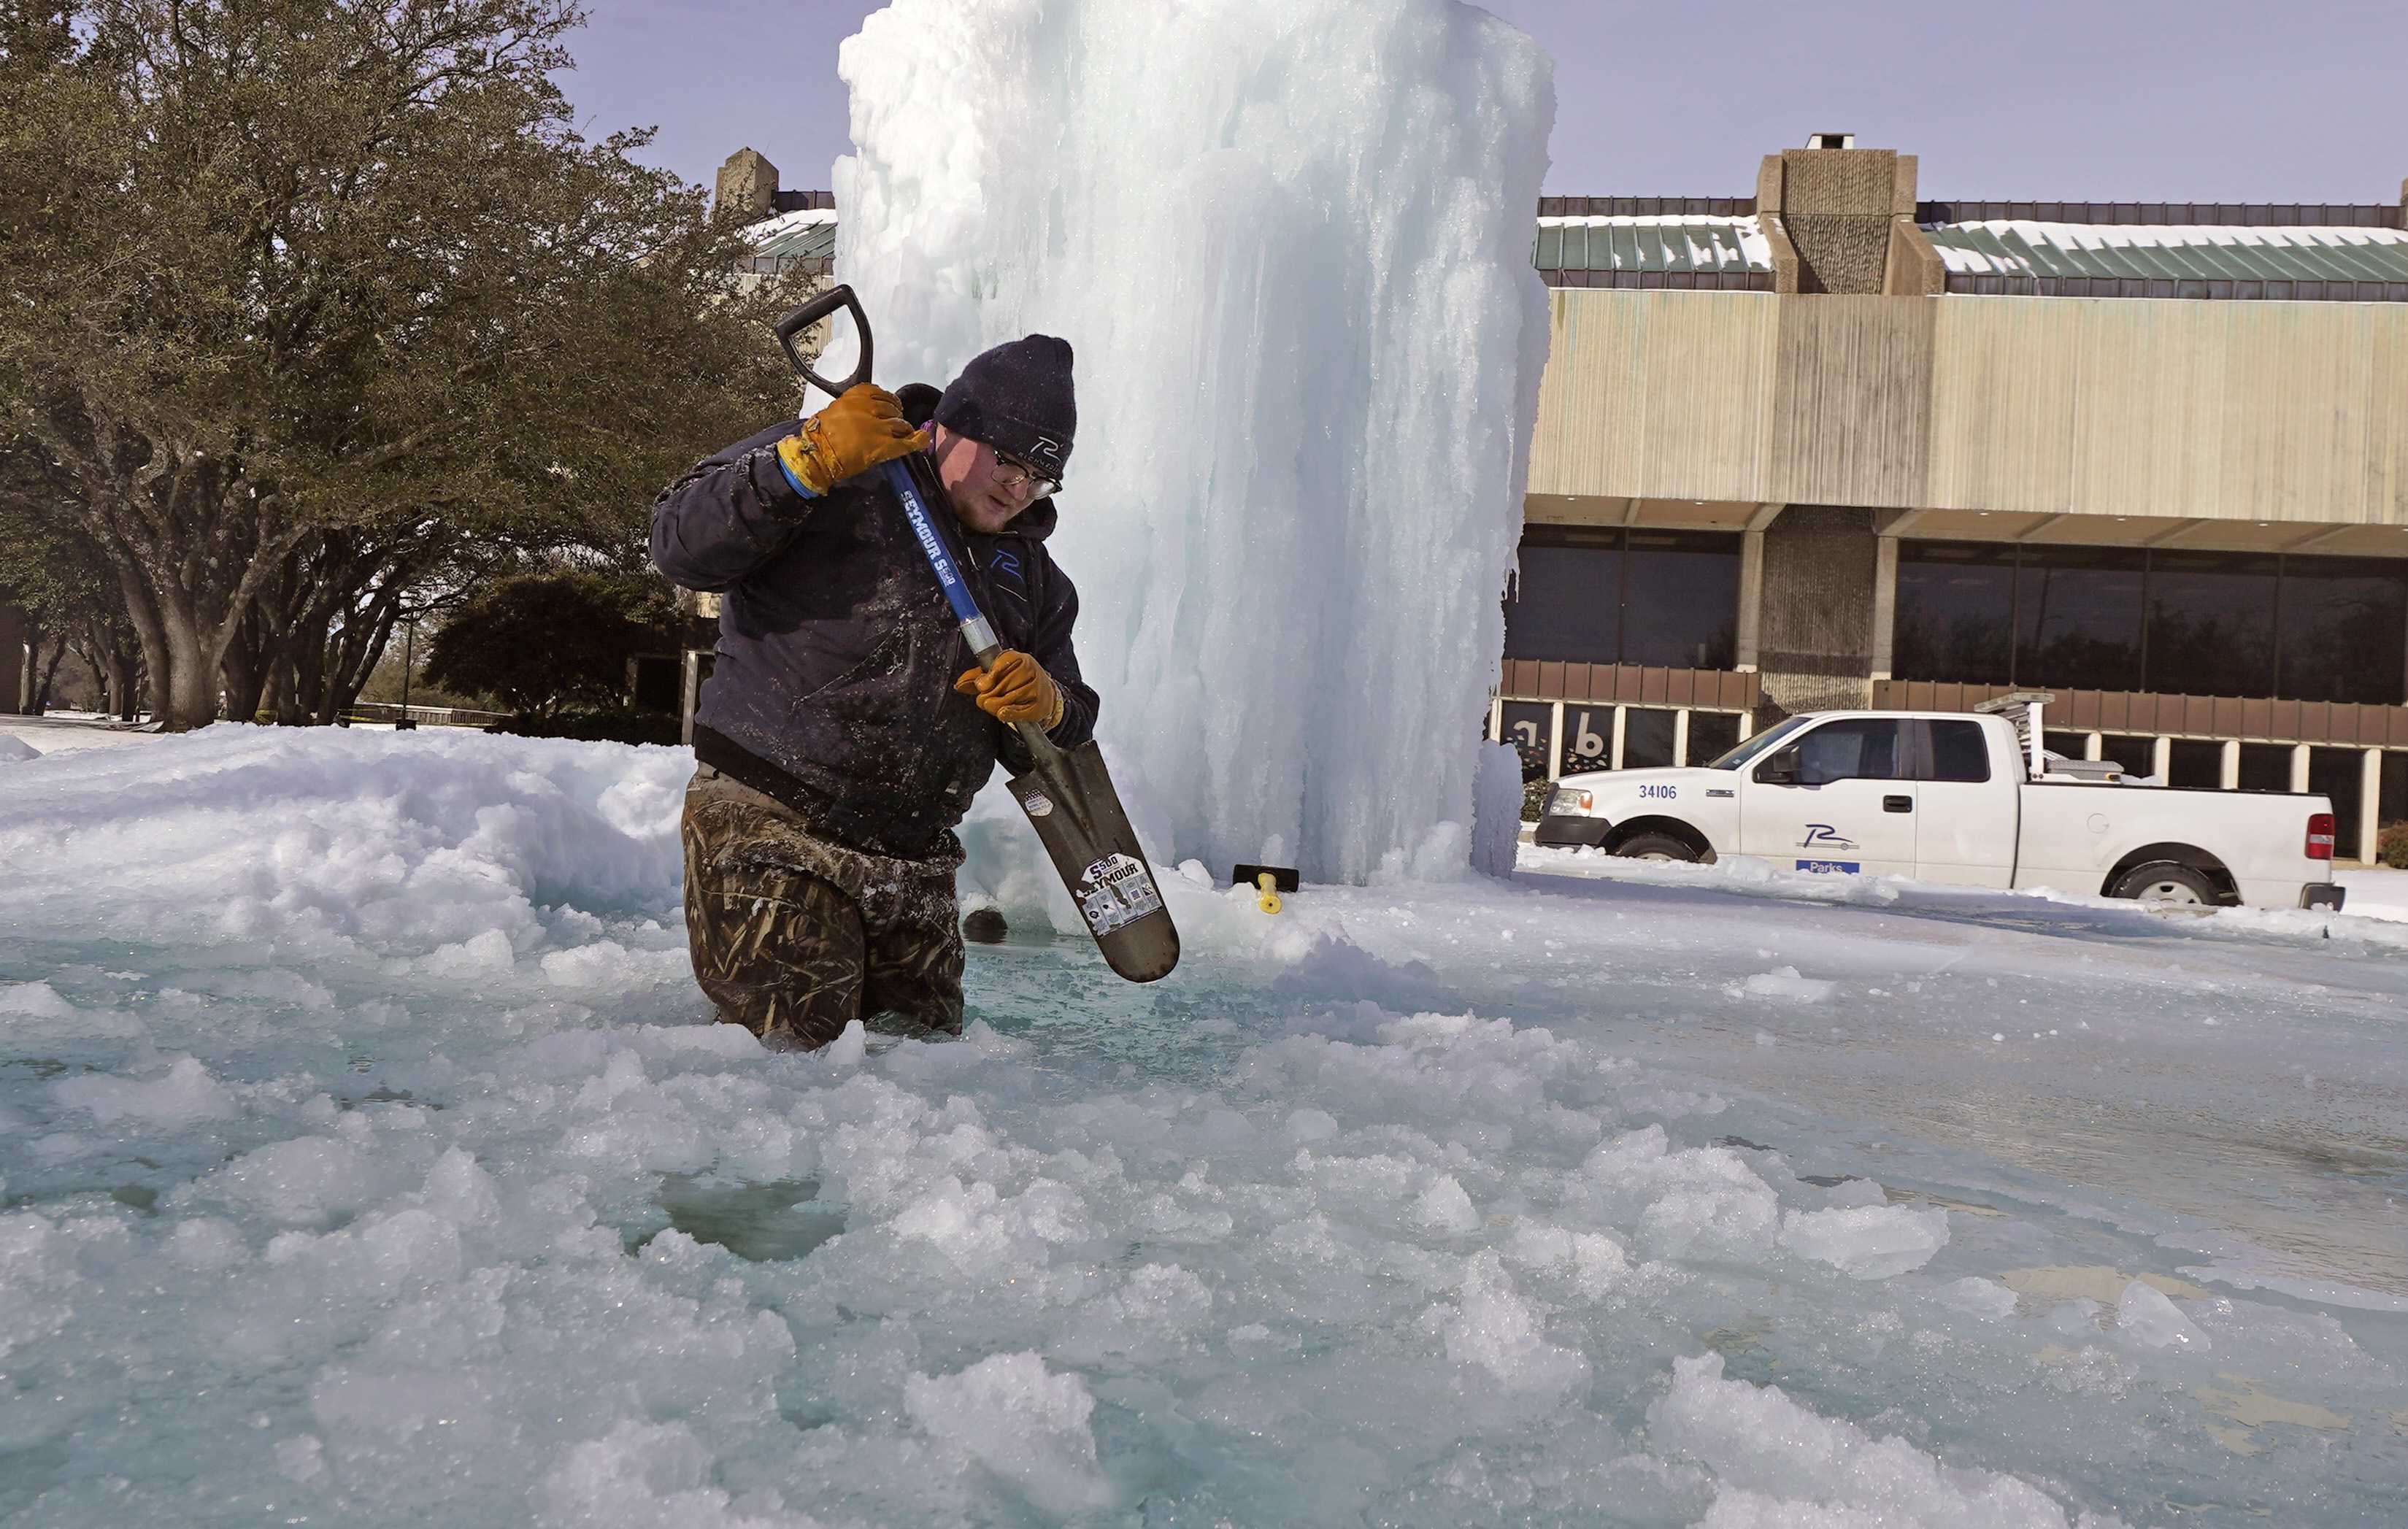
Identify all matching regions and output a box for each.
[562,0,2408,204]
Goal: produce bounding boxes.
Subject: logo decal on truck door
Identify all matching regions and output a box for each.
[1800,824,1858,850]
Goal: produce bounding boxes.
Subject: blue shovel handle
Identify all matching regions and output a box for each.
[881,457,1001,666]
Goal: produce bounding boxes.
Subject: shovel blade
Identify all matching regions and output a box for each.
[1007,742,1180,983]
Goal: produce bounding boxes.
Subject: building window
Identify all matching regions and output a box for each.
[1894,542,2408,704]
[2236,743,2292,793]
[2279,557,2408,705]
[1620,532,1739,669]
[1893,541,2014,685]
[1503,536,1620,666]
[1688,712,1743,764]
[2146,550,2278,699]
[1504,528,1737,669]
[2101,735,2157,778]
[2382,752,2408,840]
[2015,545,2146,693]
[2167,739,2224,789]
[1621,708,1678,769]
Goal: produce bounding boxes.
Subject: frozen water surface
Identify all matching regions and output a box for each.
[3,728,2404,1527]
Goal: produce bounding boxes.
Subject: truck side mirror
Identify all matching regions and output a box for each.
[1755,747,1800,785]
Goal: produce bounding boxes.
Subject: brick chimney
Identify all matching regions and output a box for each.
[1756,136,1941,296]
[715,147,780,217]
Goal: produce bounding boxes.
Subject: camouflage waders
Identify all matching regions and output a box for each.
[678,765,965,1049]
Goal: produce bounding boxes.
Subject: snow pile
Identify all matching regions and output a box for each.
[6,729,2407,1525]
[830,0,1555,883]
[0,723,689,968]
[1651,1354,2120,1528]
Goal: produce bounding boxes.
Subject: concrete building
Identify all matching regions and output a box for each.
[712,141,2408,861]
[1501,136,2408,863]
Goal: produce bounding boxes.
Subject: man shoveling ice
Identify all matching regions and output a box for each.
[650,338,1097,1048]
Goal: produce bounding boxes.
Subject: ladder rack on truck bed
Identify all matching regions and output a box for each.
[1971,691,2150,785]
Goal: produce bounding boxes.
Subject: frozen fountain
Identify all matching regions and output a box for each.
[829,0,1554,885]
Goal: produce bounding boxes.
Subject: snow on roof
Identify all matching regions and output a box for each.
[744,206,838,269]
[1924,220,2408,286]
[1534,214,1772,277]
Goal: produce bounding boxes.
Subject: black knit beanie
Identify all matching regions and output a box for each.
[933,335,1076,482]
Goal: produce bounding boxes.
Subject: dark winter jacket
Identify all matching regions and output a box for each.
[649,408,1099,860]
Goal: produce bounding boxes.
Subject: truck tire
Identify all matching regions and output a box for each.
[2108,861,2219,906]
[1615,832,1701,863]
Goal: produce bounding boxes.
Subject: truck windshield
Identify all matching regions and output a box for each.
[1703,715,1812,771]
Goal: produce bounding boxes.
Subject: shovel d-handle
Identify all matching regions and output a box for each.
[774,285,874,400]
[765,287,996,663]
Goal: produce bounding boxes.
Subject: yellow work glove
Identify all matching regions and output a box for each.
[954,649,1064,729]
[774,385,928,496]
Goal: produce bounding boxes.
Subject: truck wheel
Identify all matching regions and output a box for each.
[2109,861,2218,906]
[1615,832,1701,863]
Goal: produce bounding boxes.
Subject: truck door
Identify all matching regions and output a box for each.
[1739,717,1916,877]
[1911,718,2016,887]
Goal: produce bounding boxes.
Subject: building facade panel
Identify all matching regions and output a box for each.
[1770,296,1934,507]
[1526,288,2408,523]
[1925,297,2085,515]
[1639,293,1781,499]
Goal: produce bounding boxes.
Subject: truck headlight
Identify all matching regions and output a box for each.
[1549,787,1593,814]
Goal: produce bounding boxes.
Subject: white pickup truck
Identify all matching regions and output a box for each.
[1533,702,2345,910]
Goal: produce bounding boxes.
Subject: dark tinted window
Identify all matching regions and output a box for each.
[2016,545,2145,692]
[2382,751,2408,836]
[1504,542,1619,662]
[1621,708,1677,769]
[1687,711,1742,766]
[1895,542,2014,685]
[2280,556,2408,705]
[2237,743,2292,793]
[2147,551,2278,697]
[2043,730,2090,760]
[2101,734,2157,779]
[2167,739,2224,790]
[1620,532,1739,669]
[1926,721,1992,782]
[1783,719,1904,784]
[1504,528,1738,669]
[1890,542,2407,706]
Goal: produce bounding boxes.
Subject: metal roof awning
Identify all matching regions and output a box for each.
[1533,215,1774,291]
[1925,220,2408,301]
[747,200,2408,301]
[744,208,837,274]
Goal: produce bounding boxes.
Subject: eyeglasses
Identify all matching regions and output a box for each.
[990,447,1061,499]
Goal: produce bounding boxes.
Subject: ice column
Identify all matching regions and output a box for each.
[834,0,1553,883]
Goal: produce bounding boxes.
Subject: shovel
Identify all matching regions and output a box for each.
[772,287,1180,983]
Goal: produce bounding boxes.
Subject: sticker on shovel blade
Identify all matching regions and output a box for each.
[1077,852,1163,936]
[1019,792,1054,818]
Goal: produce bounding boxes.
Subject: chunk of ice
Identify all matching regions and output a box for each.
[2115,1278,2209,1351]
[1780,1206,1951,1280]
[903,1352,1110,1516]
